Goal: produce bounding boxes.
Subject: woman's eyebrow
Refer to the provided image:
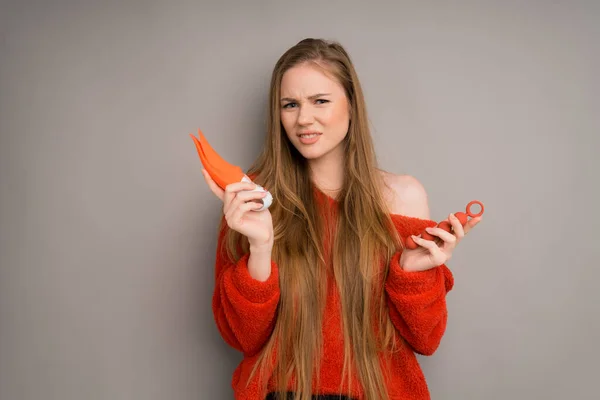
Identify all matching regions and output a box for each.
[280,93,332,102]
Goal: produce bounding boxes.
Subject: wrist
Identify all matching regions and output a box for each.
[249,241,273,255]
[248,242,274,282]
[399,252,407,270]
[398,252,417,272]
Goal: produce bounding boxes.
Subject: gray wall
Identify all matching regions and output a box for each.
[1,1,598,399]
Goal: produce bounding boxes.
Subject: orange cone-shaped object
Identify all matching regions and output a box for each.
[190,129,273,211]
[190,129,246,190]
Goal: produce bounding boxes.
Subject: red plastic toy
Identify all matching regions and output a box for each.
[404,200,484,249]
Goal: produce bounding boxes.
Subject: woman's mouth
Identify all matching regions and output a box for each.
[298,132,322,145]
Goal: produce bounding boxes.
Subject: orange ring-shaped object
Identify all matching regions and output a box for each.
[466,200,484,218]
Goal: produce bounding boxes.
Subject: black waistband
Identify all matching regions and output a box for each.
[265,392,355,400]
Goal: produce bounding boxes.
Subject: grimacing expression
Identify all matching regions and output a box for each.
[280,63,351,161]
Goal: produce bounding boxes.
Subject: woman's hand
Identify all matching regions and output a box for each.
[201,169,274,250]
[399,213,482,272]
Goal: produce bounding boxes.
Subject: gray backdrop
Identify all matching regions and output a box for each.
[1,0,598,399]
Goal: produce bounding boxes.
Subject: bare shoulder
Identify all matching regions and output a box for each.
[377,170,431,220]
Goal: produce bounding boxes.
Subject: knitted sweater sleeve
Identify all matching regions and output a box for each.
[384,217,454,356]
[211,222,280,357]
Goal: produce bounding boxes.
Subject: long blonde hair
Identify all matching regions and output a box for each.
[221,38,404,400]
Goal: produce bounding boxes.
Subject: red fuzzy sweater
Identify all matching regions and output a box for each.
[212,190,454,399]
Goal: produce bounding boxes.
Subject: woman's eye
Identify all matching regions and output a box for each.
[283,100,328,108]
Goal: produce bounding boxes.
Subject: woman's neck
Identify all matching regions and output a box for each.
[308,148,345,197]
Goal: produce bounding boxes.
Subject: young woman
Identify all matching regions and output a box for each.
[201,38,482,400]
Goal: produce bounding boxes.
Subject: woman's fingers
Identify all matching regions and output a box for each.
[225,199,263,228]
[448,213,465,239]
[223,181,259,209]
[411,235,448,265]
[464,216,482,234]
[200,170,268,216]
[225,189,268,215]
[412,235,444,254]
[425,226,457,247]
[201,169,224,201]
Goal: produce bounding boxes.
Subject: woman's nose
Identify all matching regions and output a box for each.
[297,106,314,125]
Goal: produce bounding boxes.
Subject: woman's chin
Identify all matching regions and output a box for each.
[294,142,344,162]
[297,148,325,160]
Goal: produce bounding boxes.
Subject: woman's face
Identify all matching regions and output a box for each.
[279,63,350,161]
